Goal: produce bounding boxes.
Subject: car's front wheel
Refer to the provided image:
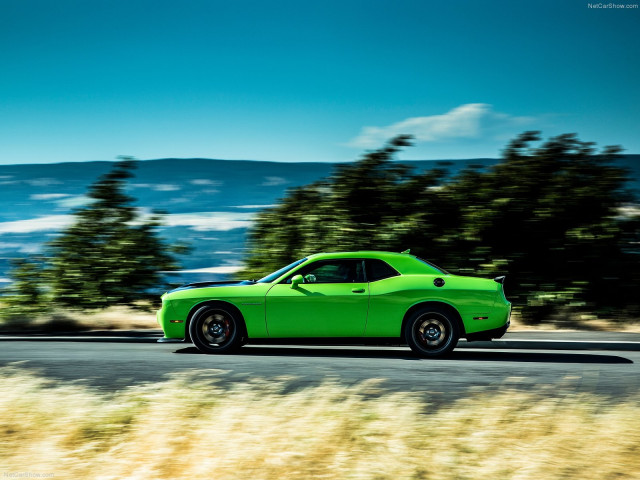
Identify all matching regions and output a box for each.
[405,306,459,358]
[189,305,243,354]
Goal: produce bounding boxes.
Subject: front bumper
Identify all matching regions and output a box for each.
[157,337,185,343]
[156,298,186,339]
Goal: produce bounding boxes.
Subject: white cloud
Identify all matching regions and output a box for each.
[0,242,41,254]
[30,193,72,201]
[162,212,253,231]
[348,103,534,148]
[170,265,244,275]
[0,215,73,234]
[131,183,181,191]
[154,184,181,192]
[26,178,63,187]
[0,212,252,235]
[261,176,287,187]
[190,179,223,186]
[56,195,93,209]
[0,242,23,249]
[233,204,276,209]
[19,244,42,254]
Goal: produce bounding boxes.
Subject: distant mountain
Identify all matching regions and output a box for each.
[1,155,638,285]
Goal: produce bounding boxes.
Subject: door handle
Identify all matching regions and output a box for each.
[351,288,366,293]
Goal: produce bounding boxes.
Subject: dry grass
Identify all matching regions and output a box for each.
[1,368,639,479]
[48,310,640,333]
[508,309,640,333]
[2,299,639,333]
[0,305,159,332]
[45,305,159,330]
[48,308,640,333]
[5,306,640,333]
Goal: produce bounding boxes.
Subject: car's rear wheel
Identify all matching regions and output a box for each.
[405,306,459,357]
[189,305,242,354]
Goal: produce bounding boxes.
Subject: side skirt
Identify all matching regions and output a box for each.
[246,337,405,346]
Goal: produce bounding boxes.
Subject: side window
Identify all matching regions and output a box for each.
[285,260,365,284]
[365,259,399,282]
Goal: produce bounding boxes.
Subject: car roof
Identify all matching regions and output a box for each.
[308,251,408,260]
[303,251,443,275]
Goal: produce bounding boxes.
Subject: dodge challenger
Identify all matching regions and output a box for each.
[157,250,511,357]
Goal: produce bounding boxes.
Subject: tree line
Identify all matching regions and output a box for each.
[242,132,640,322]
[2,132,638,325]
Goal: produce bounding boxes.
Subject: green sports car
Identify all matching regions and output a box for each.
[157,250,511,357]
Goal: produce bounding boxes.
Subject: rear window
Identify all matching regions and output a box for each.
[416,257,449,275]
[365,259,400,282]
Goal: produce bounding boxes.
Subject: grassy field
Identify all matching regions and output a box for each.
[1,367,639,479]
[2,304,640,333]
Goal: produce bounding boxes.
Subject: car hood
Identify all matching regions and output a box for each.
[168,280,255,293]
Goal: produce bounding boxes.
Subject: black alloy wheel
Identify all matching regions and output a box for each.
[405,306,459,357]
[189,306,243,354]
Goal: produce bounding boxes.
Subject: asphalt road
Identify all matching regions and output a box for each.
[1,332,639,402]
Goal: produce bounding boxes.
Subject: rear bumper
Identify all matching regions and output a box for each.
[465,319,510,342]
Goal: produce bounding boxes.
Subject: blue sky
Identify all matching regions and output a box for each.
[0,0,638,164]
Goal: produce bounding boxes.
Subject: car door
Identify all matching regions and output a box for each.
[265,259,369,337]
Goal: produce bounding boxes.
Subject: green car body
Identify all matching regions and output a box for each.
[157,251,511,357]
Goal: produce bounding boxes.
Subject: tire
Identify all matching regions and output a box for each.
[405,306,459,358]
[189,305,243,354]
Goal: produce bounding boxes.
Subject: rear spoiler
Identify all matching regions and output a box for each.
[493,276,506,284]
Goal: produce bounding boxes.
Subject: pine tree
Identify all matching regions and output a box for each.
[44,158,184,309]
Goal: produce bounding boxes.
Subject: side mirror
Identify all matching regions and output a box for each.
[291,274,303,288]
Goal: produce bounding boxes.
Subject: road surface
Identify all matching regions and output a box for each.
[0,332,638,402]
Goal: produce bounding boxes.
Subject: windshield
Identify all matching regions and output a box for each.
[256,258,308,283]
